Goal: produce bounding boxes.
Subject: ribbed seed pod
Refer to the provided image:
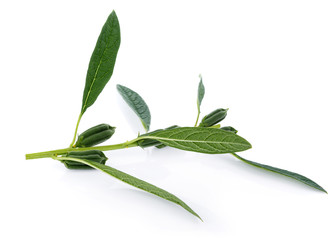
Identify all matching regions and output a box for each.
[137,129,163,148]
[155,125,179,149]
[198,108,228,127]
[220,126,238,134]
[138,125,179,148]
[62,150,108,169]
[75,124,115,147]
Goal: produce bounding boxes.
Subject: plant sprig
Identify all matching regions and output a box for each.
[26,10,326,221]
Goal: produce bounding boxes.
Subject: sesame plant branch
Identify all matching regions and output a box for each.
[26,126,252,160]
[25,10,327,221]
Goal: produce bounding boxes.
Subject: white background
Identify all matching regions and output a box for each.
[1,0,331,239]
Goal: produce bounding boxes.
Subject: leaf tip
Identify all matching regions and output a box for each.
[318,186,328,194]
[189,208,203,222]
[141,120,149,132]
[111,9,117,16]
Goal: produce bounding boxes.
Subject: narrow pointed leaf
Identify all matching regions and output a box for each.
[232,153,327,193]
[197,75,205,109]
[81,10,121,114]
[142,127,251,154]
[194,75,205,127]
[117,84,151,131]
[57,156,201,220]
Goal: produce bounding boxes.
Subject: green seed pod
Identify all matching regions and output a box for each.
[138,125,179,148]
[198,108,228,127]
[166,125,179,129]
[155,125,179,149]
[75,124,115,147]
[220,126,238,134]
[62,150,108,169]
[137,129,163,148]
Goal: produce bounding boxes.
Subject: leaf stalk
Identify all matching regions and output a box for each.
[194,107,200,127]
[69,112,83,147]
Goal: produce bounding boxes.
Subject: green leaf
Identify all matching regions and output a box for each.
[81,10,121,114]
[56,156,201,220]
[194,75,205,127]
[142,127,251,154]
[197,75,205,109]
[117,84,151,132]
[231,153,327,193]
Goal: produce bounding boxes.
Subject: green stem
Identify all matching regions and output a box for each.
[26,138,140,160]
[194,107,200,127]
[231,152,241,160]
[69,112,83,147]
